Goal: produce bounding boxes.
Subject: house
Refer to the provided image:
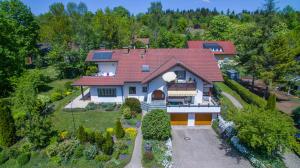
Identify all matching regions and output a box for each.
[187,40,237,67]
[73,48,223,126]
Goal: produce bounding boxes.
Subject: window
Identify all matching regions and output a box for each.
[142,86,148,93]
[97,88,116,97]
[129,87,136,94]
[141,65,150,72]
[175,70,186,80]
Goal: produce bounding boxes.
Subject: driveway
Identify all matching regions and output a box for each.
[172,127,252,168]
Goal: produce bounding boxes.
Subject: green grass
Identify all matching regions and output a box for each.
[215,82,248,107]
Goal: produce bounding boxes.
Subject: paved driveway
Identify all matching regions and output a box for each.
[172,127,252,168]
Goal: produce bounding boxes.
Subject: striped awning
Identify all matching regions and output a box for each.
[168,90,197,97]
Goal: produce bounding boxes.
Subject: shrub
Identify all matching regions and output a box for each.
[83,145,97,160]
[85,102,98,110]
[102,132,114,155]
[115,119,125,139]
[77,125,88,143]
[0,101,16,147]
[142,109,171,140]
[106,128,114,135]
[59,131,70,141]
[0,151,9,165]
[125,128,137,139]
[224,77,266,108]
[86,129,95,143]
[64,81,73,91]
[58,139,80,163]
[95,154,111,162]
[124,98,142,113]
[122,105,132,119]
[74,145,84,158]
[17,152,31,166]
[292,106,300,127]
[95,131,105,149]
[50,92,63,102]
[266,93,276,110]
[143,151,154,161]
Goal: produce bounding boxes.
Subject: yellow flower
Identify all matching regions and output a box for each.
[106,128,114,135]
[125,128,137,139]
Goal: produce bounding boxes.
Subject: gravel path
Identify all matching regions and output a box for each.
[221,92,243,109]
[125,126,142,168]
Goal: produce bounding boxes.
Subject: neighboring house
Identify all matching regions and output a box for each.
[73,48,223,126]
[187,40,237,67]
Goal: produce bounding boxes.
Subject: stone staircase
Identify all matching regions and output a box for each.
[141,102,167,112]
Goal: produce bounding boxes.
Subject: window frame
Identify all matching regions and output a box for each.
[142,86,148,93]
[97,88,117,97]
[175,70,186,80]
[129,86,136,95]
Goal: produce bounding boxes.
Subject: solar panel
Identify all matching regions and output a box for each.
[203,43,221,49]
[92,52,113,60]
[141,65,150,72]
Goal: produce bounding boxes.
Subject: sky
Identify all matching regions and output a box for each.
[22,0,300,15]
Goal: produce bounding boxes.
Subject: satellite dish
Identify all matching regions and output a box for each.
[162,72,177,82]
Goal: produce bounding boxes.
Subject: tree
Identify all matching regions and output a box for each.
[95,131,105,149]
[115,119,125,139]
[266,93,276,110]
[205,15,233,40]
[0,0,39,97]
[0,100,16,147]
[233,106,296,156]
[102,132,114,155]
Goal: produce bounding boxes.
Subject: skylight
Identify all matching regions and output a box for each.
[92,51,113,60]
[203,43,223,52]
[141,65,150,72]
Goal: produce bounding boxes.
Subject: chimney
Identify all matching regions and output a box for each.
[122,46,130,54]
[140,47,147,59]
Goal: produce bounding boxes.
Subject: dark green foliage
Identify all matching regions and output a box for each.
[0,100,16,147]
[0,151,9,165]
[115,119,125,139]
[83,144,97,160]
[224,77,267,108]
[124,98,142,113]
[77,125,88,143]
[102,132,114,155]
[95,131,105,149]
[292,106,300,127]
[74,145,84,158]
[233,106,296,156]
[64,81,73,91]
[142,109,171,140]
[87,130,95,143]
[95,154,111,162]
[121,105,132,119]
[16,152,31,166]
[266,93,276,110]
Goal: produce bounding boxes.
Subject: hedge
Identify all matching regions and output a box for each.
[124,98,142,113]
[224,77,266,108]
[17,152,31,165]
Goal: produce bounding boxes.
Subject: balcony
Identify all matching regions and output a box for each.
[167,82,196,91]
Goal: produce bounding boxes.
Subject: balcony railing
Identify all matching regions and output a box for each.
[167,82,196,91]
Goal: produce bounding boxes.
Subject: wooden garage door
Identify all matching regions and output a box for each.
[170,113,188,125]
[195,113,212,125]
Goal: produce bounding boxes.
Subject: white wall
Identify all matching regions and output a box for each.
[123,83,146,102]
[147,76,167,103]
[97,62,117,76]
[90,86,123,103]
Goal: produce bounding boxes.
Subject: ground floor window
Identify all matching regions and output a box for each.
[129,86,136,94]
[142,86,148,93]
[97,88,116,97]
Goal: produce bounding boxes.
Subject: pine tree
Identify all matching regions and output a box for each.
[77,125,87,143]
[95,131,105,149]
[102,132,114,155]
[115,119,125,139]
[266,93,276,110]
[0,100,16,147]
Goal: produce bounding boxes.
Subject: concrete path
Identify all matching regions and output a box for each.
[221,92,243,109]
[172,127,252,168]
[64,89,90,109]
[284,153,300,168]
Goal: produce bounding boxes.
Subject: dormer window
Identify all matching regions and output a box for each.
[203,43,223,52]
[141,65,150,72]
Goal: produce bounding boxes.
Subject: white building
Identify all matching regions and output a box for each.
[73,48,223,126]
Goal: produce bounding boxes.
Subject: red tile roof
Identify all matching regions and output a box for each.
[73,48,223,86]
[187,40,237,55]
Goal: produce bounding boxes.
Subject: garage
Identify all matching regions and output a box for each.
[195,113,212,125]
[170,113,188,125]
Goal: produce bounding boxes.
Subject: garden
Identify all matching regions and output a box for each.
[0,67,142,167]
[141,109,173,168]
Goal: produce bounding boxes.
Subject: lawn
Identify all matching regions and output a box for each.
[215,82,248,107]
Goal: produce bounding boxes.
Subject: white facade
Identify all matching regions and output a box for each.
[90,86,123,103]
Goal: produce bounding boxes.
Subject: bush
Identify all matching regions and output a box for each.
[77,125,88,143]
[143,151,154,161]
[95,154,111,162]
[292,106,300,127]
[106,128,114,135]
[115,119,125,139]
[95,131,105,149]
[125,128,137,139]
[124,98,142,113]
[86,129,95,143]
[0,101,16,147]
[59,131,70,141]
[64,81,73,91]
[142,109,171,140]
[17,152,31,166]
[102,132,114,155]
[50,92,63,102]
[0,151,9,165]
[74,145,84,158]
[83,144,97,160]
[121,105,132,119]
[224,77,266,108]
[266,93,276,110]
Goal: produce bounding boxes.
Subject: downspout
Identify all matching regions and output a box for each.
[121,85,124,103]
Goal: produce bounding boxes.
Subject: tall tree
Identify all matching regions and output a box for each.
[0,100,16,147]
